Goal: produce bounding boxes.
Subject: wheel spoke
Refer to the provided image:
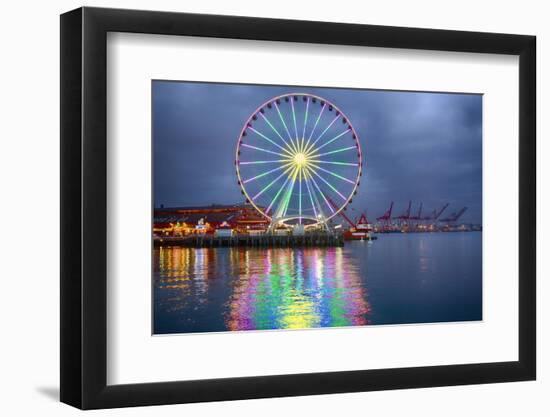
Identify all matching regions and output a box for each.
[248,126,294,156]
[239,160,289,165]
[306,166,347,201]
[307,162,356,184]
[274,102,299,153]
[304,114,340,155]
[304,171,320,220]
[298,169,302,224]
[242,163,292,184]
[303,103,326,152]
[279,167,300,218]
[305,168,335,214]
[253,164,295,200]
[267,167,297,218]
[301,97,310,152]
[259,112,295,152]
[309,145,357,158]
[309,103,326,141]
[308,160,359,167]
[290,97,299,142]
[309,128,351,154]
[265,173,291,215]
[240,143,289,158]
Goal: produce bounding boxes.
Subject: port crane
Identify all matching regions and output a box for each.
[334,202,360,230]
[422,211,434,221]
[326,196,367,228]
[376,201,394,231]
[394,200,412,223]
[434,203,449,220]
[422,203,449,221]
[377,201,394,223]
[440,207,467,223]
[409,202,423,221]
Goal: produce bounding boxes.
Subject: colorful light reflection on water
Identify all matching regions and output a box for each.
[153,233,482,334]
[154,246,370,333]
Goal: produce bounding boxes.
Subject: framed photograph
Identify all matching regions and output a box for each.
[60,7,536,409]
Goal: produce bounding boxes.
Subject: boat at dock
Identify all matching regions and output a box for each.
[343,213,377,241]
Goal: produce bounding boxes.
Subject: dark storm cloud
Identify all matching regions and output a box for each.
[153,81,482,223]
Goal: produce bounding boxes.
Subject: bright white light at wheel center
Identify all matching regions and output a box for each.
[293,152,307,167]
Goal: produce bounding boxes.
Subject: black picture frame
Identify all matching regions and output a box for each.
[60,6,536,410]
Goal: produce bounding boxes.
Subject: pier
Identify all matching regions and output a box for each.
[154,233,344,248]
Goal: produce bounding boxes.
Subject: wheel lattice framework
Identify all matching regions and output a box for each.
[235,93,363,227]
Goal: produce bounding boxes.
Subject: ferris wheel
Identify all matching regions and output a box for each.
[235,93,363,227]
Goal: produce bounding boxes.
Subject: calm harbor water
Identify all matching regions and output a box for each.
[153,232,482,334]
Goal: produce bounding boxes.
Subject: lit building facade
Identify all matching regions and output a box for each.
[153,203,269,237]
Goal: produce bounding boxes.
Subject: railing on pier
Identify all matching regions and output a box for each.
[153,233,344,248]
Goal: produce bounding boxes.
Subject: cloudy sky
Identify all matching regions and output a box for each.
[153,81,482,223]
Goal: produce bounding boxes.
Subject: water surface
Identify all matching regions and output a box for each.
[153,232,482,334]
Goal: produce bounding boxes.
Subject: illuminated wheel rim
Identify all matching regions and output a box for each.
[235,93,363,226]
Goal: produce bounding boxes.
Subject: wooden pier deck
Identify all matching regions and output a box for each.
[154,233,344,248]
